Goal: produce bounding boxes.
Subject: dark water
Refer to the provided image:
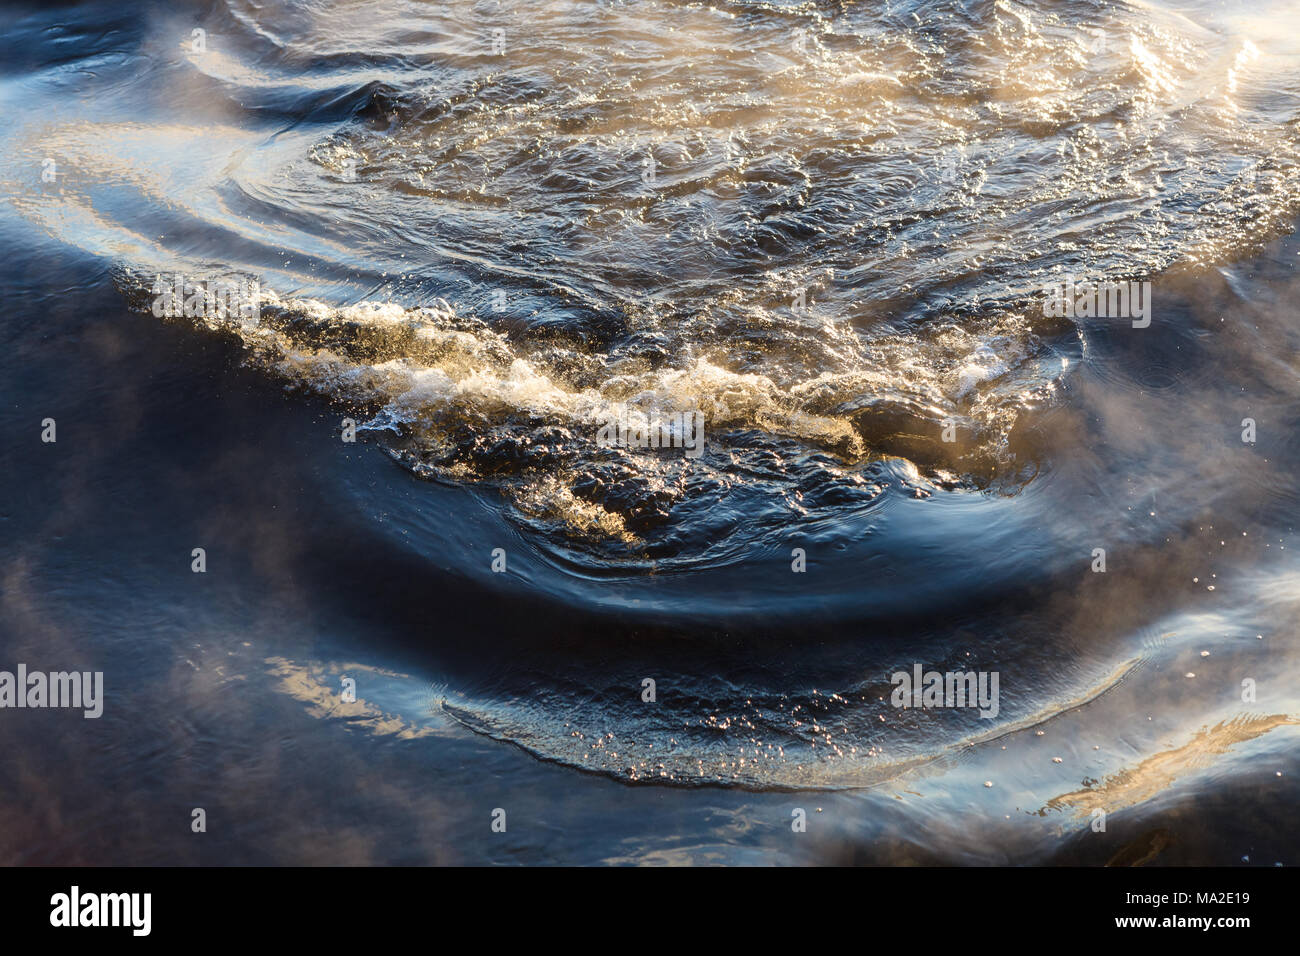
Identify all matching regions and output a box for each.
[1,0,1298,864]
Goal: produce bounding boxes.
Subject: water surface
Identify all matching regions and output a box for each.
[1,0,1298,863]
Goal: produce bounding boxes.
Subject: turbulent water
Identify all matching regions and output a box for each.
[2,0,1299,862]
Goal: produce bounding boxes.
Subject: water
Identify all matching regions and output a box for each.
[1,0,1298,863]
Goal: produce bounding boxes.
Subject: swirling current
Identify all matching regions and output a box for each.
[1,0,1299,863]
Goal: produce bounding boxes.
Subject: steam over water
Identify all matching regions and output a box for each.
[2,0,1300,861]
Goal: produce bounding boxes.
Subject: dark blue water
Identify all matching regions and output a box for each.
[1,0,1298,864]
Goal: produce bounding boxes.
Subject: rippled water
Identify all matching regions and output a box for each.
[2,0,1299,863]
